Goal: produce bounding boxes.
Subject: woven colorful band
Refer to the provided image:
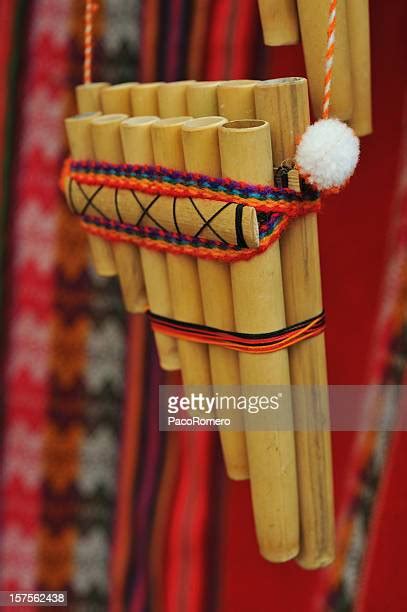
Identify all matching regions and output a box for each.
[80,212,288,262]
[64,158,320,213]
[147,310,326,354]
[62,158,321,262]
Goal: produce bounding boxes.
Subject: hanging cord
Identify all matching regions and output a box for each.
[83,0,98,84]
[322,0,337,119]
[295,0,360,192]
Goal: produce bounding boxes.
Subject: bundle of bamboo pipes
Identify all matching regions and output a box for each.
[64,78,335,568]
[258,0,372,136]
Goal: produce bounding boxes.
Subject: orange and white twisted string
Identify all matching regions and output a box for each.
[83,0,98,84]
[322,0,337,119]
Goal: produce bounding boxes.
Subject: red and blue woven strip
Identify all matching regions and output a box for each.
[66,158,320,213]
[62,158,321,262]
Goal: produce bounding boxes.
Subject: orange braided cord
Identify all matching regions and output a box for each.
[322,0,337,119]
[83,0,98,84]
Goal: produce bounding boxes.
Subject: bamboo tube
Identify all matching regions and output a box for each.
[101,83,138,115]
[258,0,300,46]
[157,81,196,118]
[182,117,249,481]
[100,84,149,313]
[120,116,180,371]
[74,83,116,277]
[65,180,259,247]
[76,82,110,113]
[219,120,299,562]
[151,117,211,386]
[217,80,258,121]
[121,116,159,164]
[296,0,353,120]
[186,82,222,117]
[186,80,249,480]
[130,82,162,116]
[255,77,335,568]
[65,112,101,212]
[91,114,147,313]
[186,84,249,481]
[347,0,372,136]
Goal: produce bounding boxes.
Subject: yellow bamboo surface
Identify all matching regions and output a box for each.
[65,181,259,248]
[258,0,299,45]
[347,0,372,136]
[157,81,196,118]
[120,116,180,371]
[186,83,250,480]
[219,119,299,562]
[185,83,250,479]
[131,83,162,116]
[255,77,335,568]
[296,0,353,120]
[101,83,138,114]
[217,80,258,120]
[151,117,212,386]
[76,82,110,113]
[186,81,222,117]
[100,85,149,313]
[182,116,250,480]
[73,83,116,276]
[91,114,147,313]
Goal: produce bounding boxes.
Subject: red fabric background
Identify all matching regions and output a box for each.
[355,431,407,612]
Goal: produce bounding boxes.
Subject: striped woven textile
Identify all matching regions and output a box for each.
[0,0,26,465]
[38,0,89,598]
[0,0,69,597]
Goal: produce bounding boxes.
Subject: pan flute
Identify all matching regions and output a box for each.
[62,78,335,568]
[258,0,372,136]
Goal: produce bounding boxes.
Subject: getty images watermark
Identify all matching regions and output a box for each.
[166,390,283,428]
[159,385,407,431]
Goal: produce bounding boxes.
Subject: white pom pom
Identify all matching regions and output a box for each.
[295,118,360,191]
